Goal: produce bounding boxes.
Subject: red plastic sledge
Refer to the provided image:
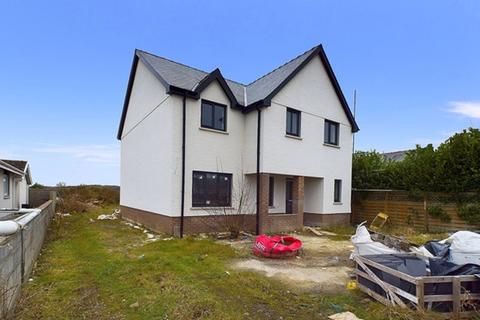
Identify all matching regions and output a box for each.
[253,234,303,258]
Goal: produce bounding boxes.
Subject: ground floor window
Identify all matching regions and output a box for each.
[2,174,9,198]
[268,176,274,207]
[192,171,232,207]
[334,179,342,203]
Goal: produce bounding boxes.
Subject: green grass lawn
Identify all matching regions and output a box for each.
[15,206,442,320]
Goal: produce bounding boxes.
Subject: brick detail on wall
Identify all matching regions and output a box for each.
[120,206,175,234]
[120,205,256,236]
[258,174,305,234]
[304,212,350,227]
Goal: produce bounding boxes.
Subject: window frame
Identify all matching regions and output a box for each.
[286,108,301,137]
[3,173,10,199]
[200,99,227,132]
[268,176,275,207]
[334,179,342,203]
[192,171,232,207]
[324,119,340,146]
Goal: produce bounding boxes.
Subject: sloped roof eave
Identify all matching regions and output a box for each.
[117,44,359,139]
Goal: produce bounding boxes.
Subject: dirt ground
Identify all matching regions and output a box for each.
[219,233,355,293]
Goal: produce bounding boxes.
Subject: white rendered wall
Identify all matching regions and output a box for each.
[120,60,180,216]
[0,171,14,209]
[18,178,29,207]
[183,80,253,217]
[268,175,286,214]
[261,55,353,214]
[304,177,324,213]
[120,55,354,218]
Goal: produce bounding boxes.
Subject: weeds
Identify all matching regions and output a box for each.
[15,206,444,319]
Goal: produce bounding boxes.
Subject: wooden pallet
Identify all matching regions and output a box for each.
[354,254,480,319]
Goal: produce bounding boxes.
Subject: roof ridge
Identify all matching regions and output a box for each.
[137,49,247,87]
[1,159,27,162]
[246,45,320,87]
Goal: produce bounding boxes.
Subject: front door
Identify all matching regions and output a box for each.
[285,179,293,214]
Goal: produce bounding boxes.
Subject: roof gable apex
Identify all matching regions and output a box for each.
[246,45,359,132]
[117,45,359,140]
[193,69,239,107]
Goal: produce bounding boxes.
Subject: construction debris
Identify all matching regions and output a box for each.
[304,226,338,237]
[350,222,401,256]
[328,311,363,320]
[97,208,120,220]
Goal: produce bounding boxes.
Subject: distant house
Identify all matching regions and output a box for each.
[117,44,359,235]
[382,150,409,162]
[0,160,32,209]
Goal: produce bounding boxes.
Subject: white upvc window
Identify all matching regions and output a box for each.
[3,174,10,198]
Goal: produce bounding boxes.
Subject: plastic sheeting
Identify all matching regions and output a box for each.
[418,231,480,265]
[445,231,480,265]
[357,254,427,298]
[350,222,400,257]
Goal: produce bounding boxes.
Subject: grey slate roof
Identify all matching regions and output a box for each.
[382,151,409,162]
[1,160,28,172]
[118,44,360,139]
[246,47,316,104]
[138,51,247,105]
[137,46,316,107]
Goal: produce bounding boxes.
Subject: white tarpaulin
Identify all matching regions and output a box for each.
[350,222,400,257]
[443,231,480,265]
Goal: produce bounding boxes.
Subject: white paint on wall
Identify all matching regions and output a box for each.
[182,80,252,217]
[261,55,353,214]
[120,60,180,216]
[18,178,29,207]
[0,171,13,209]
[304,177,324,213]
[0,171,28,209]
[122,60,170,138]
[120,54,354,218]
[268,175,286,214]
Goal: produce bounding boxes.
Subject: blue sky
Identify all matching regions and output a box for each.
[1,1,479,185]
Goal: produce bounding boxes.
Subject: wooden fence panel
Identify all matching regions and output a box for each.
[352,190,475,231]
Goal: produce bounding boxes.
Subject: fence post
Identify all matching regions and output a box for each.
[452,276,461,320]
[423,194,429,232]
[384,191,388,213]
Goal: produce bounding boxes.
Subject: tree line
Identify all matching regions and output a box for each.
[353,128,480,193]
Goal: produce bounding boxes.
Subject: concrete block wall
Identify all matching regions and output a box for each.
[0,200,55,318]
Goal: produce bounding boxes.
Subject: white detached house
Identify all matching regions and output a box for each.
[117,44,359,236]
[0,159,32,209]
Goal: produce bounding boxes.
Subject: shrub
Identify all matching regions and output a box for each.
[56,193,89,214]
[458,203,480,225]
[427,205,451,222]
[55,185,119,213]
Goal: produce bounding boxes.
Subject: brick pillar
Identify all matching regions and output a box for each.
[292,176,304,228]
[258,173,270,234]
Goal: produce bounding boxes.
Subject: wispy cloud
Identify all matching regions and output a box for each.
[34,144,119,166]
[448,101,480,119]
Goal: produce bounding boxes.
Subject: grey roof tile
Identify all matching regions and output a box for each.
[117,45,359,139]
[245,47,317,104]
[136,47,317,107]
[1,159,28,171]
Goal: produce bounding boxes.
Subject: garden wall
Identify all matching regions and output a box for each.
[29,189,57,208]
[0,200,55,318]
[351,190,475,231]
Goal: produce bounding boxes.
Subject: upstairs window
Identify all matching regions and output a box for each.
[334,179,342,203]
[201,100,227,131]
[286,108,301,136]
[324,119,339,145]
[192,171,232,207]
[3,174,9,198]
